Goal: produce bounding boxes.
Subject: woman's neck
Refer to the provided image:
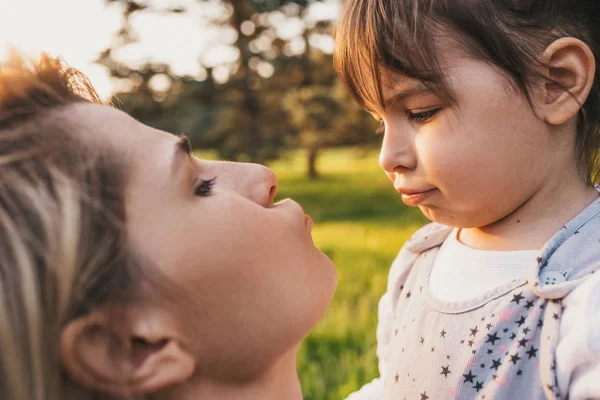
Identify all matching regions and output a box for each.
[161,348,302,400]
[460,168,599,251]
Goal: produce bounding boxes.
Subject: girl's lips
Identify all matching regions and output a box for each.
[398,188,436,206]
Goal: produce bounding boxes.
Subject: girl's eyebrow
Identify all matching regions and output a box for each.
[384,83,432,109]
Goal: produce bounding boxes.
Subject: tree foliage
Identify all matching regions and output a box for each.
[99,0,377,177]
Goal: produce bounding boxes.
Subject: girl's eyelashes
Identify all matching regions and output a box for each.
[406,108,441,124]
[194,177,217,197]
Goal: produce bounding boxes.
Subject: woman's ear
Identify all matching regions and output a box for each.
[537,37,596,126]
[60,307,196,396]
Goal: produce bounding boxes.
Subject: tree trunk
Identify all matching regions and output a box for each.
[307,147,319,179]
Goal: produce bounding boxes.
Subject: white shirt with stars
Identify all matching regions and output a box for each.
[345,228,600,400]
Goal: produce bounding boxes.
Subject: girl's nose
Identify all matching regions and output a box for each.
[378,125,417,173]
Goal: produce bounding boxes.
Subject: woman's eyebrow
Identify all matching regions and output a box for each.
[177,134,192,155]
[172,134,192,177]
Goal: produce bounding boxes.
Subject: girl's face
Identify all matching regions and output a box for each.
[72,103,337,376]
[373,45,562,228]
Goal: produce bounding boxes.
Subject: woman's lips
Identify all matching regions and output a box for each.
[304,214,314,230]
[396,188,436,206]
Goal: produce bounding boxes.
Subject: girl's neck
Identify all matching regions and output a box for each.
[459,169,599,252]
[161,348,302,400]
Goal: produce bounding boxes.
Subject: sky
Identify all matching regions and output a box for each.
[0,0,340,99]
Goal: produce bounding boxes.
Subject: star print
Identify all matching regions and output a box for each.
[486,323,493,330]
[526,345,538,359]
[431,347,435,352]
[499,308,515,322]
[525,300,535,309]
[518,338,528,347]
[523,327,531,335]
[468,340,475,347]
[421,392,429,400]
[517,369,523,376]
[536,256,543,263]
[473,381,484,392]
[510,352,522,364]
[447,355,451,360]
[553,313,559,320]
[503,328,509,333]
[491,358,502,371]
[470,326,479,337]
[472,350,476,355]
[486,332,500,345]
[480,363,486,369]
[463,370,476,383]
[487,349,493,355]
[441,365,451,377]
[395,373,399,383]
[509,333,516,340]
[460,340,465,344]
[492,374,498,380]
[515,316,526,327]
[511,292,525,305]
[406,291,411,298]
[481,316,486,321]
[420,337,425,345]
[537,319,544,328]
[440,329,447,338]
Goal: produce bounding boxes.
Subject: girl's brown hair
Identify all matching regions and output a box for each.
[0,51,145,399]
[334,0,600,183]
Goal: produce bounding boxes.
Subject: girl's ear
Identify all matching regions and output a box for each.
[538,37,596,126]
[59,307,195,396]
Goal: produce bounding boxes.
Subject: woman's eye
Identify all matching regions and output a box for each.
[406,108,441,124]
[194,177,216,197]
[375,119,385,135]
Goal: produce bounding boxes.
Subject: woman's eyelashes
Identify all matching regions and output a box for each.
[375,119,385,135]
[194,177,217,197]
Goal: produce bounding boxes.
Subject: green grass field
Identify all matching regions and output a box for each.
[268,148,428,400]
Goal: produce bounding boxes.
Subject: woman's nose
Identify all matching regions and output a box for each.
[234,162,278,208]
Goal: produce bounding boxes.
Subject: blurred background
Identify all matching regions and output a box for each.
[1,0,426,398]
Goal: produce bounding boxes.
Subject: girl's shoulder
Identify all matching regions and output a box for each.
[402,222,453,254]
[386,222,452,296]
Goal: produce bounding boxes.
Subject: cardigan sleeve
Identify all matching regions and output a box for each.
[344,244,423,400]
[556,271,600,399]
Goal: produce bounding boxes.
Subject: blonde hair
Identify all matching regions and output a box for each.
[0,51,142,399]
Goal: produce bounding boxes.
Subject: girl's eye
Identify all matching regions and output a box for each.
[194,177,216,197]
[375,119,385,135]
[406,108,441,124]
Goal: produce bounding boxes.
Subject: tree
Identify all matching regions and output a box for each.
[98,0,377,177]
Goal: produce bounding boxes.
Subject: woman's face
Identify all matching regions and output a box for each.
[72,103,337,375]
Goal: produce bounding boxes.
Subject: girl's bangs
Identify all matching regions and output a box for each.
[334,0,451,113]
